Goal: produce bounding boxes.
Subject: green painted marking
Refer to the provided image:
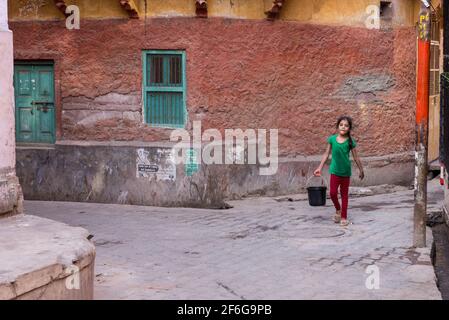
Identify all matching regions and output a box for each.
[185,148,199,176]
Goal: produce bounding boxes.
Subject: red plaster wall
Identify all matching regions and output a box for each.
[10,18,416,157]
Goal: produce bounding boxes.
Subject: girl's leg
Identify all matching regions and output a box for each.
[329,174,341,212]
[340,176,351,220]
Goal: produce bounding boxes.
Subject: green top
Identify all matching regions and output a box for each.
[327,134,357,177]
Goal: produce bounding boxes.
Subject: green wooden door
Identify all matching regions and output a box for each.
[14,64,55,143]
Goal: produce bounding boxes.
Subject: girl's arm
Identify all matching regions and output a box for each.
[351,147,364,180]
[314,144,331,176]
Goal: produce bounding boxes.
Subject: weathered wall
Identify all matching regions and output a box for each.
[9,1,419,205]
[8,0,417,26]
[16,144,414,207]
[11,18,416,158]
[16,144,231,207]
[9,0,126,20]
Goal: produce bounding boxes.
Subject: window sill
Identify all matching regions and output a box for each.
[16,143,56,150]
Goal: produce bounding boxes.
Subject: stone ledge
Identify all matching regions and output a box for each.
[0,214,95,299]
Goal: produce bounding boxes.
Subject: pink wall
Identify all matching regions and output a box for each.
[11,18,416,158]
[1,0,22,216]
[0,4,15,171]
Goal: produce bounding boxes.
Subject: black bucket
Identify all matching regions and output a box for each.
[307,186,327,206]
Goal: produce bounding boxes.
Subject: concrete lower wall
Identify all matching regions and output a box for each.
[16,142,414,208]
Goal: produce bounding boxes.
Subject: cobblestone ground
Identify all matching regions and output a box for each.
[26,181,443,300]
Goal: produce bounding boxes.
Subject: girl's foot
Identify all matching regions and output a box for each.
[340,219,349,227]
[333,210,341,223]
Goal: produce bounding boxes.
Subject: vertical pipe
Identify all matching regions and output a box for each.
[414,2,431,248]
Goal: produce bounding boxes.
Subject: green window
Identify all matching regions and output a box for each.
[142,50,186,127]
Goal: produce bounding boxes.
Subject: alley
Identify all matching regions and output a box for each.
[2,0,449,302]
[25,181,443,300]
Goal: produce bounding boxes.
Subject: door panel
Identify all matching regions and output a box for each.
[17,70,32,96]
[17,108,34,142]
[38,107,55,141]
[37,69,53,97]
[14,66,35,142]
[34,66,55,143]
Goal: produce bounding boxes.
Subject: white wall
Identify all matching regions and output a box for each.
[0,0,15,171]
[0,0,8,31]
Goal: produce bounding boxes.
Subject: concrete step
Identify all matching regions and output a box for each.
[0,214,95,300]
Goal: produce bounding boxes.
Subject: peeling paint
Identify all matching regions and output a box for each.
[17,0,46,17]
[335,74,396,103]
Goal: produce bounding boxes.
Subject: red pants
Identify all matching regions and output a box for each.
[330,174,350,219]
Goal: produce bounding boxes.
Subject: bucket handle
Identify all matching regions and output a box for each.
[306,174,328,188]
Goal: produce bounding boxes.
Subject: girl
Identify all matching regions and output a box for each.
[313,116,364,227]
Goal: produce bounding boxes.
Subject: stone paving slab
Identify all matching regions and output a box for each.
[24,181,443,300]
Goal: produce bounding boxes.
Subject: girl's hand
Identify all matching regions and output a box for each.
[359,170,365,180]
[314,168,321,176]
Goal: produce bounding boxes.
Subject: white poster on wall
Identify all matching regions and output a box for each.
[136,148,176,182]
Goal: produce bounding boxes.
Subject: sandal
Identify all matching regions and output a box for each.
[333,210,341,223]
[340,219,349,227]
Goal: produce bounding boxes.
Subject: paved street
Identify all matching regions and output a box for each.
[25,181,443,300]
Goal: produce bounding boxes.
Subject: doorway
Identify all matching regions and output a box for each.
[14,61,55,143]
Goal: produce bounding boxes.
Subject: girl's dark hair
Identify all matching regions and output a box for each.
[336,116,354,151]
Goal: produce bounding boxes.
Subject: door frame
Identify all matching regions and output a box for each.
[14,59,59,144]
